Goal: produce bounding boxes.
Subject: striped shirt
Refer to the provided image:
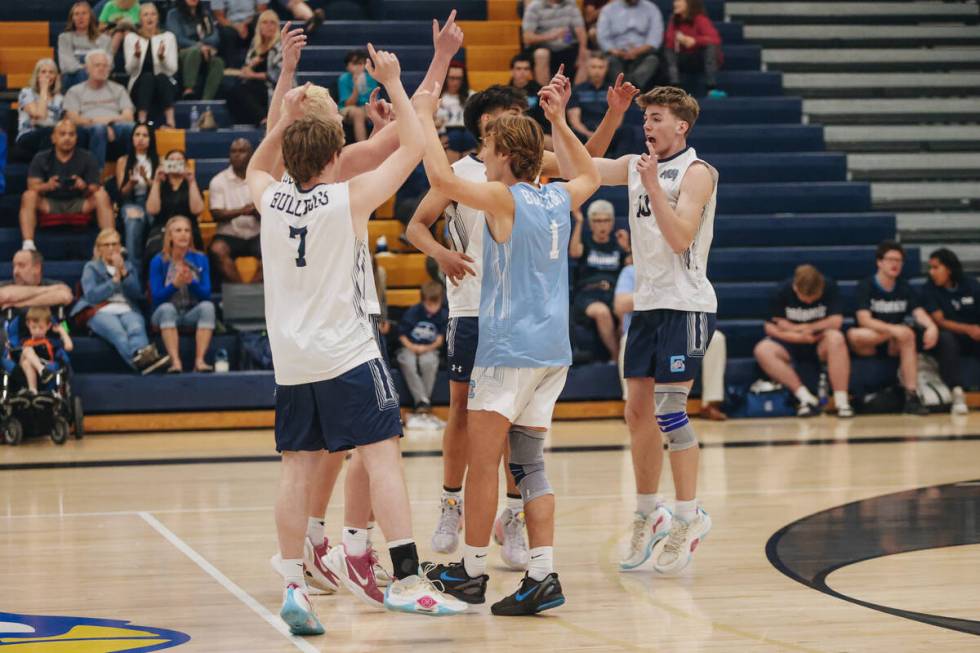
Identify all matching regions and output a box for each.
[522,0,584,51]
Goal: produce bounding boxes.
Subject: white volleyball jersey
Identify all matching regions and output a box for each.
[361,239,381,316]
[443,155,486,318]
[627,147,718,313]
[260,179,380,385]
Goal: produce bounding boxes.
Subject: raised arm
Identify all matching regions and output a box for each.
[540,83,600,208]
[266,23,306,135]
[348,46,424,231]
[415,88,513,239]
[336,13,463,181]
[247,86,309,206]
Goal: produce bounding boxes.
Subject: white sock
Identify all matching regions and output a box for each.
[280,558,305,588]
[442,488,462,500]
[527,546,553,581]
[22,240,36,252]
[342,526,368,557]
[463,544,489,578]
[506,495,523,515]
[306,517,324,544]
[636,493,662,517]
[366,521,376,547]
[674,499,697,523]
[833,391,851,410]
[795,386,818,406]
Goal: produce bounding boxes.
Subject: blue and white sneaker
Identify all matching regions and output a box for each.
[383,574,468,616]
[654,506,711,576]
[280,583,325,636]
[619,506,673,570]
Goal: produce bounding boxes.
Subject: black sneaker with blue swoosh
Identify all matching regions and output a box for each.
[490,573,565,616]
[422,561,488,604]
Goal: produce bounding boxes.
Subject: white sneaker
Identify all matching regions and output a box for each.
[493,508,529,570]
[406,413,429,429]
[654,507,712,576]
[279,583,324,636]
[620,506,673,570]
[371,548,394,587]
[836,404,855,419]
[303,537,340,594]
[952,388,969,415]
[431,494,463,554]
[423,413,446,428]
[384,574,468,616]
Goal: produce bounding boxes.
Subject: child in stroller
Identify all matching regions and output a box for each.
[9,306,74,397]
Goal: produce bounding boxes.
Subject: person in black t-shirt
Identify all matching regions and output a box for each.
[570,198,630,361]
[847,240,938,415]
[754,265,853,418]
[922,248,978,415]
[508,53,552,148]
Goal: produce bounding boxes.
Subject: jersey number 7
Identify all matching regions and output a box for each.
[289,226,308,267]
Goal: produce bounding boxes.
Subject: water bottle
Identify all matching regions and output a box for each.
[214,348,229,373]
[817,370,829,407]
[376,235,389,254]
[189,105,200,132]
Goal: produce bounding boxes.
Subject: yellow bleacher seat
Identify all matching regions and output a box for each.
[200,190,213,223]
[386,288,421,308]
[234,257,261,283]
[199,221,217,246]
[458,21,521,47]
[487,0,520,21]
[469,71,513,91]
[375,253,429,288]
[466,46,521,72]
[377,194,395,219]
[0,22,49,48]
[155,129,185,157]
[0,47,54,75]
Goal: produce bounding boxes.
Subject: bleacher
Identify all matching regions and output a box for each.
[0,0,976,428]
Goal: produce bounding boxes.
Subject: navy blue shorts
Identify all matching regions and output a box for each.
[274,359,402,453]
[447,316,478,383]
[768,336,819,362]
[624,309,717,383]
[369,314,390,366]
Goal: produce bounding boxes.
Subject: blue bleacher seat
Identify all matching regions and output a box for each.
[71,334,240,374]
[0,228,97,261]
[297,71,427,95]
[183,130,263,159]
[708,246,919,284]
[381,0,488,21]
[0,260,85,285]
[298,46,461,72]
[712,71,782,96]
[174,101,232,130]
[720,45,762,71]
[708,153,847,183]
[713,213,896,247]
[691,125,825,153]
[697,97,803,125]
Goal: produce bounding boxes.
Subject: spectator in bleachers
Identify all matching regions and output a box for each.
[212,0,264,66]
[7,306,73,397]
[143,149,205,270]
[226,10,282,126]
[149,215,215,373]
[522,0,588,85]
[0,251,73,309]
[596,0,663,91]
[98,0,141,57]
[166,0,226,100]
[507,53,552,146]
[568,52,618,150]
[438,61,477,157]
[16,59,65,160]
[208,138,262,284]
[665,0,726,97]
[398,281,448,429]
[922,248,977,415]
[59,2,113,91]
[570,199,631,361]
[847,240,937,415]
[63,49,136,169]
[116,122,158,272]
[615,263,727,419]
[19,120,114,253]
[123,3,179,129]
[337,49,377,143]
[754,264,853,418]
[582,0,611,48]
[75,228,170,373]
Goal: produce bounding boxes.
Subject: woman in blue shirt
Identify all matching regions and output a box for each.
[149,215,216,372]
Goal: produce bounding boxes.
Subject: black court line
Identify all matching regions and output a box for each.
[766,480,980,636]
[1,432,978,471]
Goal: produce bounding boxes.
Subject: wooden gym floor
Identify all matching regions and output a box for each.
[0,413,978,652]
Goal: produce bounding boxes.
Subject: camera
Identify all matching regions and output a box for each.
[161,159,185,175]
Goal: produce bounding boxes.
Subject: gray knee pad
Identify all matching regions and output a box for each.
[655,386,697,452]
[507,425,552,503]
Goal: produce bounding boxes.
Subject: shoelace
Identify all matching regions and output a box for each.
[662,519,691,555]
[418,562,449,593]
[629,515,648,553]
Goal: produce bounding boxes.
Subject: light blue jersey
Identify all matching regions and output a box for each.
[475,182,573,368]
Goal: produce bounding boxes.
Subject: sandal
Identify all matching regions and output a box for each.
[195,363,214,373]
[166,365,182,374]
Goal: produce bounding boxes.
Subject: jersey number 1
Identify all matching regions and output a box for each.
[289,226,308,267]
[549,220,559,260]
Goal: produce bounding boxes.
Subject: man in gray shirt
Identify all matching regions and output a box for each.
[522,0,588,85]
[63,50,135,169]
[596,0,664,90]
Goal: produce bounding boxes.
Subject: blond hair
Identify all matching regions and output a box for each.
[636,86,700,132]
[483,114,543,182]
[29,58,62,96]
[162,215,197,261]
[283,117,345,185]
[26,306,53,325]
[251,10,281,54]
[92,227,121,261]
[303,85,337,124]
[793,264,825,298]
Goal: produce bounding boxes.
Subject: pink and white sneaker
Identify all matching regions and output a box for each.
[324,545,385,610]
[304,536,340,594]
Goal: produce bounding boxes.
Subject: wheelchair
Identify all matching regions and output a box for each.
[0,307,84,446]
